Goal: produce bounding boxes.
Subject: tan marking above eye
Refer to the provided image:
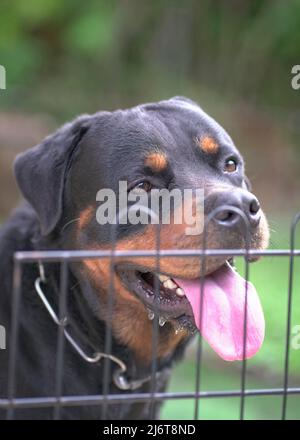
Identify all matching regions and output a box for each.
[197,136,219,154]
[144,152,168,172]
[78,206,94,230]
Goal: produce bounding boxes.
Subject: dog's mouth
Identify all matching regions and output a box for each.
[117,264,196,330]
[117,260,265,362]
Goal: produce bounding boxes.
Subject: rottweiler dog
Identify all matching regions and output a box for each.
[0,97,269,419]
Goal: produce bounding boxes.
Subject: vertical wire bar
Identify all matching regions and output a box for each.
[6,258,22,420]
[282,212,300,419]
[101,225,117,420]
[192,205,249,420]
[193,220,207,420]
[53,260,68,420]
[239,213,251,420]
[193,205,248,419]
[240,247,250,419]
[149,221,161,420]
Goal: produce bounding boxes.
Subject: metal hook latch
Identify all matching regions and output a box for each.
[34,263,153,390]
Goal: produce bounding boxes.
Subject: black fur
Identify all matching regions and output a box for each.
[0,97,260,419]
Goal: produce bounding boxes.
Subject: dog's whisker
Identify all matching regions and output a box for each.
[61,217,80,232]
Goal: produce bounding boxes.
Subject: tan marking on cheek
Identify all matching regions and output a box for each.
[197,136,219,154]
[82,258,100,275]
[115,320,188,363]
[77,210,224,363]
[82,258,141,303]
[81,256,188,363]
[144,152,168,172]
[78,206,94,230]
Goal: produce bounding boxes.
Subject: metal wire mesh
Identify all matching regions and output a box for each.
[1,209,299,420]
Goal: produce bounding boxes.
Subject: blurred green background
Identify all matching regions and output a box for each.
[0,0,299,420]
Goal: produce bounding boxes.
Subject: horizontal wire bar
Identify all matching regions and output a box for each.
[1,387,300,409]
[14,249,300,262]
[8,213,300,416]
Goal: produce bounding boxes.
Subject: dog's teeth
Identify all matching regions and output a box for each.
[158,274,169,282]
[147,309,155,321]
[174,319,186,334]
[175,328,184,335]
[159,316,166,327]
[174,323,185,334]
[163,279,177,290]
[175,287,185,297]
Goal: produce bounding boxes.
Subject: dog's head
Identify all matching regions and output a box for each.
[14,97,269,364]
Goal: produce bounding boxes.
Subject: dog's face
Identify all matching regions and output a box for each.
[15,97,269,364]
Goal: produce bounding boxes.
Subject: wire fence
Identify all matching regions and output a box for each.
[0,209,299,420]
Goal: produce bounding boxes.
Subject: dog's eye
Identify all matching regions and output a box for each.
[130,181,153,193]
[224,158,237,173]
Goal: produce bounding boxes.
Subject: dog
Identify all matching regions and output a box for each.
[0,97,269,419]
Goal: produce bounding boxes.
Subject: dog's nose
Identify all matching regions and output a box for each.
[209,190,261,230]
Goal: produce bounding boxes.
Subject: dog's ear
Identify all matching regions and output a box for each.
[14,115,92,236]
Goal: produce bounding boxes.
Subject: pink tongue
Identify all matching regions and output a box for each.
[175,263,265,361]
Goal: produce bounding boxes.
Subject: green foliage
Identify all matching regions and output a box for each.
[0,0,299,419]
[1,0,300,117]
[162,218,300,419]
[65,4,117,55]
[162,362,300,419]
